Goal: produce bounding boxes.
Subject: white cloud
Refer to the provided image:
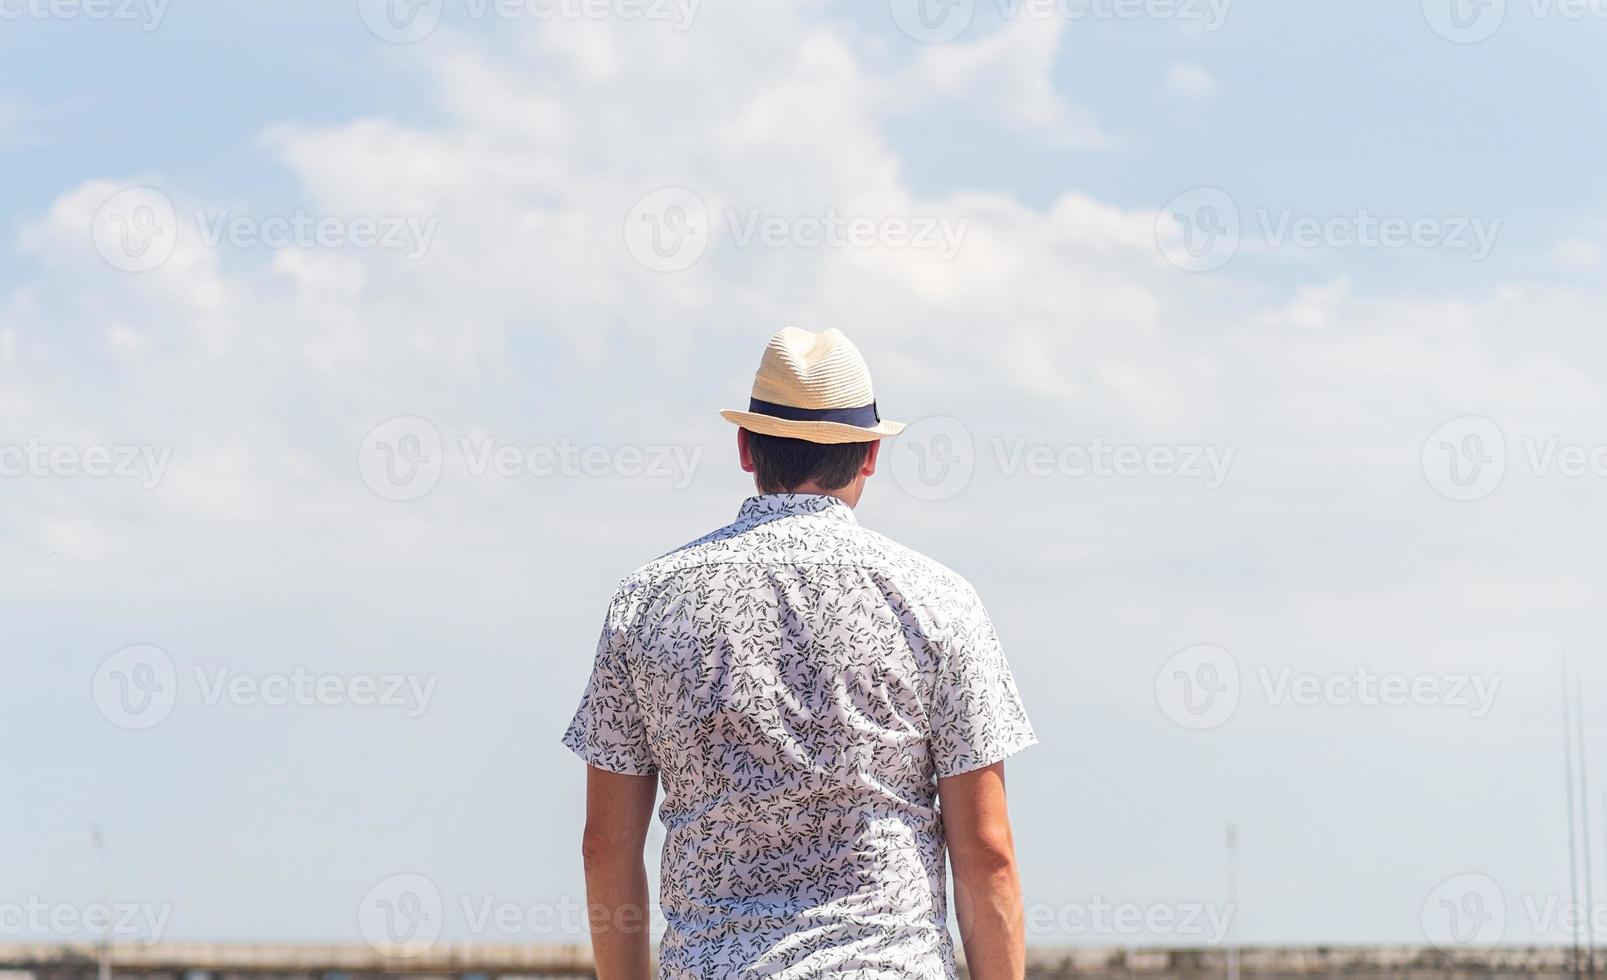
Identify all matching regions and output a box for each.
[5,13,1600,596]
[1549,235,1600,272]
[1261,275,1353,331]
[896,16,1114,149]
[1165,61,1220,101]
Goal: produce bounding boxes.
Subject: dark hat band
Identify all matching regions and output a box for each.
[748,398,880,427]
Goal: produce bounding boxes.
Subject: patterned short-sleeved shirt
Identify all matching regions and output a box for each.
[562,493,1035,979]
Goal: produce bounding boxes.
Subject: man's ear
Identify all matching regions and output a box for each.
[737,428,756,473]
[861,440,880,477]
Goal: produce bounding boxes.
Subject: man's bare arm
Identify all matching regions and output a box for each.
[582,765,658,980]
[940,762,1025,980]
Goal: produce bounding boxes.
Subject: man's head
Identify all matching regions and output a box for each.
[720,327,902,506]
[737,428,880,505]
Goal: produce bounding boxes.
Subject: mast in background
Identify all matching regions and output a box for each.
[1566,660,1584,980]
[1226,822,1240,980]
[91,823,110,980]
[1577,667,1598,977]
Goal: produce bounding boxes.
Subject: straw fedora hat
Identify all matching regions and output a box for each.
[720,327,906,444]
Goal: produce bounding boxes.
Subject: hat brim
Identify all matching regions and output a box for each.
[720,410,905,445]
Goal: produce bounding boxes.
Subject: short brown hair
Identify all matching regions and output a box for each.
[745,430,871,493]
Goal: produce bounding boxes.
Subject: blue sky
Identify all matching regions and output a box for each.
[4,0,1607,952]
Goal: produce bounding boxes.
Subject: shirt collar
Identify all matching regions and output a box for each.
[736,493,859,525]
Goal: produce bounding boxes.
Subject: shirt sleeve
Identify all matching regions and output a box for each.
[561,599,657,775]
[928,589,1037,778]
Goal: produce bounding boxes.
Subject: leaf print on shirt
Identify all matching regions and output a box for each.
[563,493,1036,979]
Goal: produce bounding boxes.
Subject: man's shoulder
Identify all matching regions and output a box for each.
[607,516,983,615]
[851,525,982,599]
[600,516,751,611]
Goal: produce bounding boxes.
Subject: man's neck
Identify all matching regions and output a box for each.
[760,483,859,508]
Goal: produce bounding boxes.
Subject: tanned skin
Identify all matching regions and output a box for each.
[581,768,657,980]
[940,761,1027,980]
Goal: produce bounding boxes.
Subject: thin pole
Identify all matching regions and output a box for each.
[91,824,110,980]
[1226,823,1239,980]
[1567,661,1584,980]
[1579,668,1598,977]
